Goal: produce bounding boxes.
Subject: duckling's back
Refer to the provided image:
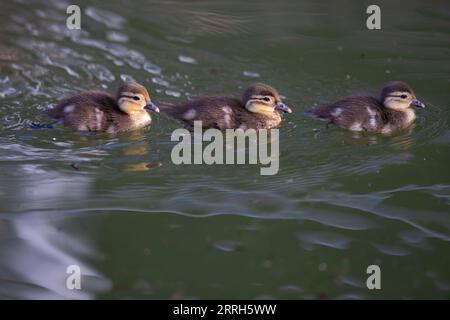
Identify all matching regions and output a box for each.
[312,96,386,132]
[159,95,243,129]
[159,96,283,130]
[48,91,128,132]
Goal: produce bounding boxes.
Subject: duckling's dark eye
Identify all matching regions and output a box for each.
[133,96,140,101]
[262,97,271,102]
[400,94,407,99]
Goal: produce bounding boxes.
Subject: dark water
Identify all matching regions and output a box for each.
[0,0,449,299]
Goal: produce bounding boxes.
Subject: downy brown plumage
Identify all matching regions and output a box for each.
[311,81,425,134]
[159,83,292,130]
[47,82,160,133]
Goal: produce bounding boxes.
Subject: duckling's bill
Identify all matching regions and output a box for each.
[275,102,292,113]
[411,99,425,108]
[145,102,160,112]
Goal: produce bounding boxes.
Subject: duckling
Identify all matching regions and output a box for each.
[159,83,292,130]
[310,81,425,134]
[47,82,160,133]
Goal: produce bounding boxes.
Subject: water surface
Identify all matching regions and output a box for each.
[0,0,449,299]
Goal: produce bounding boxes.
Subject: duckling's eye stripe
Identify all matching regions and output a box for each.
[251,95,272,101]
[120,95,137,99]
[119,92,144,100]
[248,98,269,104]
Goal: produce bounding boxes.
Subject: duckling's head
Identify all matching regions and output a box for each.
[116,82,159,116]
[243,83,292,116]
[381,81,425,111]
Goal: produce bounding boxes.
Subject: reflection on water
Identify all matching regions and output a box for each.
[0,214,111,299]
[0,0,449,299]
[0,164,111,299]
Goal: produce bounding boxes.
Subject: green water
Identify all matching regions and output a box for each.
[0,0,449,299]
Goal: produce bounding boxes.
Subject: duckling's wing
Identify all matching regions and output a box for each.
[48,91,115,117]
[47,91,118,131]
[312,96,384,131]
[159,96,242,129]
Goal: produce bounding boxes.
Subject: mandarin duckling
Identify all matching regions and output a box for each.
[47,82,160,133]
[159,83,292,130]
[310,81,425,134]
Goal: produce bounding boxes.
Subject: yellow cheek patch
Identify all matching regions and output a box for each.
[384,98,410,111]
[119,99,144,115]
[246,102,274,115]
[118,100,133,113]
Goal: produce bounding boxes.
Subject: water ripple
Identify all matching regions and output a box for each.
[85,6,126,29]
[297,231,351,250]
